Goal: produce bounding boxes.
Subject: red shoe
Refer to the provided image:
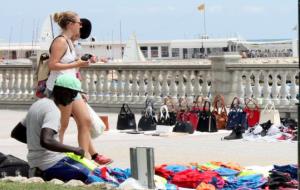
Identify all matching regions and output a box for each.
[94,154,113,165]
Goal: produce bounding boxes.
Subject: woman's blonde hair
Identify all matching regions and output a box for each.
[53,11,78,29]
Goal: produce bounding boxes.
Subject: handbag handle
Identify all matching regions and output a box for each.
[121,103,133,114]
[203,100,211,112]
[230,97,242,109]
[213,95,227,114]
[194,95,203,107]
[160,105,170,119]
[244,98,259,110]
[178,97,189,111]
[163,96,176,111]
[262,102,276,112]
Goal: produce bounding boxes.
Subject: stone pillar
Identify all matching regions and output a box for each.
[209,53,242,105]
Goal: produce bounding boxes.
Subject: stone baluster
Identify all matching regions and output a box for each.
[5,69,13,100]
[15,69,22,101]
[90,70,97,103]
[10,69,17,100]
[279,71,289,106]
[161,70,169,99]
[169,70,178,104]
[289,71,299,105]
[146,70,154,100]
[131,71,139,103]
[117,70,124,103]
[81,70,87,92]
[138,70,146,103]
[27,69,34,100]
[20,69,26,100]
[103,70,110,103]
[153,71,162,105]
[177,71,185,99]
[236,71,244,102]
[271,71,280,106]
[110,71,118,103]
[0,69,6,100]
[252,71,262,105]
[185,70,194,105]
[244,72,253,99]
[124,70,132,102]
[95,70,103,103]
[262,71,271,105]
[201,72,209,99]
[193,71,201,98]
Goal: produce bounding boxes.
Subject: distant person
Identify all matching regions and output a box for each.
[11,74,104,183]
[46,11,112,165]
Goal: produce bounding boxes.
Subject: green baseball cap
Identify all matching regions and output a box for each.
[54,74,84,92]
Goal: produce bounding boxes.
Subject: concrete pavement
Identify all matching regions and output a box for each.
[0,109,297,169]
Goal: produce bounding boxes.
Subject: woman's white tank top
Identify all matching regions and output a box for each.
[46,40,77,91]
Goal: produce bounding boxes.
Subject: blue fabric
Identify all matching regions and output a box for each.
[222,174,267,190]
[214,167,240,176]
[43,157,102,184]
[274,164,298,180]
[110,168,131,183]
[165,165,190,173]
[165,183,177,190]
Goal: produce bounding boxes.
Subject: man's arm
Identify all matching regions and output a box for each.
[40,128,85,158]
[11,122,27,144]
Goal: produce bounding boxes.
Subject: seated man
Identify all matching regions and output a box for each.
[11,74,102,183]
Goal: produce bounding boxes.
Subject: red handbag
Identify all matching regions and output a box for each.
[243,98,260,128]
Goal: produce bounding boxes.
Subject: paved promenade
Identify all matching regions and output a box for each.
[0,109,297,169]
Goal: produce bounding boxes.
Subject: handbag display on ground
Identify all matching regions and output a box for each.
[138,106,157,131]
[243,98,260,128]
[86,103,105,139]
[259,102,280,125]
[226,97,248,131]
[212,94,227,129]
[197,101,218,132]
[117,104,136,130]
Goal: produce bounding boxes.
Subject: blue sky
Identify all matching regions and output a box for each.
[0,0,297,43]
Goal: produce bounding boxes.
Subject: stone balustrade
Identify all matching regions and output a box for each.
[0,54,298,117]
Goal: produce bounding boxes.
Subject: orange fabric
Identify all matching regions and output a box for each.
[196,182,216,190]
[209,161,244,171]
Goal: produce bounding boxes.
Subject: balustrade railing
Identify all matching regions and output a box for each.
[0,56,298,114]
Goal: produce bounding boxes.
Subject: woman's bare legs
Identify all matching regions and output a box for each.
[58,103,73,143]
[71,98,93,157]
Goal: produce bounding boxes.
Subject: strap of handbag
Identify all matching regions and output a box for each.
[120,103,133,114]
[212,95,227,115]
[163,96,176,112]
[160,105,170,119]
[244,98,260,110]
[230,97,242,111]
[178,97,189,112]
[203,100,211,112]
[262,101,276,112]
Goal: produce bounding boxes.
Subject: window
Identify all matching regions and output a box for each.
[151,46,158,58]
[172,48,180,57]
[161,46,169,57]
[140,46,148,58]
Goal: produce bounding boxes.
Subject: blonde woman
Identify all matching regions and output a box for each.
[47,11,112,165]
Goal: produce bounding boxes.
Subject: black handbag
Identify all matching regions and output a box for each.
[0,152,29,177]
[197,101,218,132]
[157,105,176,126]
[173,121,194,134]
[138,102,157,131]
[117,104,136,130]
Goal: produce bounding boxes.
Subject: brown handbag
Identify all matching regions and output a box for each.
[212,95,228,129]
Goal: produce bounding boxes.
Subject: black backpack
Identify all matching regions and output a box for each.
[0,152,29,178]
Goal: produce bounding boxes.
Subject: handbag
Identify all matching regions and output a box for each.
[117,104,136,130]
[259,102,280,125]
[197,101,217,132]
[188,96,203,130]
[243,98,260,128]
[86,104,105,139]
[157,105,174,126]
[226,97,248,131]
[212,95,227,129]
[138,106,157,131]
